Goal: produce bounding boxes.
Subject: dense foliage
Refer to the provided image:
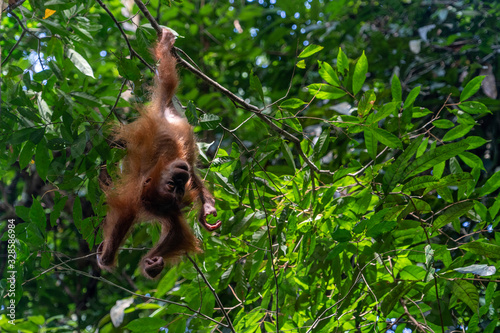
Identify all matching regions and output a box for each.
[1,0,499,332]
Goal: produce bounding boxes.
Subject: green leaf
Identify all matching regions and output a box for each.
[331,228,351,242]
[382,135,424,193]
[479,170,500,196]
[37,95,52,122]
[403,86,421,109]
[433,161,445,179]
[367,127,402,149]
[19,141,36,169]
[136,26,153,53]
[186,101,199,125]
[432,119,454,129]
[73,197,83,231]
[399,199,431,220]
[45,0,77,9]
[155,268,179,297]
[451,280,479,313]
[249,71,264,103]
[366,220,397,237]
[313,129,330,159]
[281,141,296,172]
[364,129,377,160]
[71,133,87,158]
[232,212,259,236]
[214,172,239,197]
[71,92,102,107]
[50,197,68,227]
[460,76,485,102]
[459,101,491,115]
[41,247,51,268]
[416,137,428,158]
[357,89,376,117]
[16,206,30,222]
[337,47,349,75]
[437,173,474,190]
[298,44,324,58]
[199,113,220,130]
[381,282,414,315]
[29,199,46,233]
[33,70,53,82]
[9,128,35,144]
[38,19,69,36]
[67,48,95,78]
[412,107,432,118]
[47,138,70,150]
[72,25,93,42]
[400,265,426,281]
[318,61,340,86]
[264,322,277,331]
[30,128,46,144]
[280,98,306,109]
[118,57,141,81]
[460,241,500,259]
[35,139,51,180]
[308,83,346,100]
[372,102,397,123]
[432,201,474,231]
[484,280,496,312]
[18,106,42,124]
[464,136,488,150]
[391,75,402,102]
[404,140,469,178]
[352,51,368,95]
[459,152,485,170]
[30,128,45,144]
[5,66,23,77]
[296,60,306,69]
[402,176,438,192]
[443,124,474,142]
[125,317,168,332]
[402,105,413,124]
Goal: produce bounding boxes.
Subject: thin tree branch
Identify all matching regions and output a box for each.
[23,253,228,328]
[95,0,155,73]
[2,0,24,12]
[186,254,236,333]
[0,30,26,66]
[133,0,162,33]
[253,177,280,333]
[400,299,434,333]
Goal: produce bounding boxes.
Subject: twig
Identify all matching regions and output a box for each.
[2,30,25,65]
[2,0,25,12]
[95,0,155,73]
[187,254,236,333]
[25,256,228,327]
[22,252,97,285]
[400,299,434,333]
[98,79,127,129]
[253,177,280,333]
[133,0,161,33]
[412,211,445,333]
[9,10,38,39]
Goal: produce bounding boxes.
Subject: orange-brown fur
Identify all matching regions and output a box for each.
[98,29,220,279]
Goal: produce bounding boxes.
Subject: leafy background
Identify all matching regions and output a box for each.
[1,0,499,332]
